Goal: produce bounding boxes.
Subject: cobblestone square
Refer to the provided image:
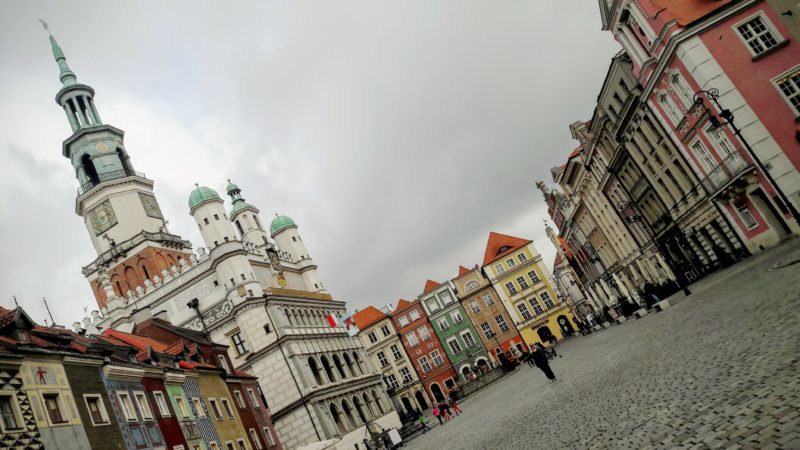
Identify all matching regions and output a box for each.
[409,240,800,449]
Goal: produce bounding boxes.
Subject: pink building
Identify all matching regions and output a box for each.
[599,0,800,252]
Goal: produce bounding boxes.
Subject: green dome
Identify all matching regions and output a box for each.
[188,185,221,210]
[230,199,255,217]
[225,180,240,194]
[270,214,296,234]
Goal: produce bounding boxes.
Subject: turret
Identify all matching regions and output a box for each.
[189,184,237,248]
[270,214,325,292]
[226,180,270,249]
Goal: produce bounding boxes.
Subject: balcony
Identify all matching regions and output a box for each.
[700,153,754,195]
[78,169,146,195]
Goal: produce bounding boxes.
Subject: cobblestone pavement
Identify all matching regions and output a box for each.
[408,239,800,449]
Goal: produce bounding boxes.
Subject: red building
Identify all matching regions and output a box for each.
[389,300,458,403]
[600,0,800,254]
[139,372,188,450]
[226,373,282,450]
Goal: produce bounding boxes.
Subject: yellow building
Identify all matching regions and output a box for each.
[195,366,250,450]
[481,232,577,349]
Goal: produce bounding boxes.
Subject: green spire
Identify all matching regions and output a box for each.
[226,179,255,218]
[40,19,77,86]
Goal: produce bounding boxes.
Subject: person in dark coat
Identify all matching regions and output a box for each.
[530,345,557,382]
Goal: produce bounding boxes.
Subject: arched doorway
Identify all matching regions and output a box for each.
[430,383,445,402]
[537,325,553,342]
[400,397,413,415]
[81,154,99,185]
[414,391,429,410]
[557,315,575,336]
[476,358,489,373]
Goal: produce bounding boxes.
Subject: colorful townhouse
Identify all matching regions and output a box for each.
[482,232,577,348]
[390,300,458,404]
[418,281,490,382]
[451,265,527,363]
[352,307,429,419]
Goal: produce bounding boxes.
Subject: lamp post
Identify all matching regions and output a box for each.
[693,88,800,227]
[617,200,691,296]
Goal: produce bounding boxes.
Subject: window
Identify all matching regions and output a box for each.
[706,126,740,160]
[237,439,248,450]
[380,324,391,337]
[247,389,261,409]
[450,310,463,324]
[736,14,780,56]
[399,367,413,383]
[431,350,444,367]
[118,392,137,421]
[407,332,419,347]
[234,391,247,409]
[527,270,540,284]
[469,301,480,313]
[425,299,440,313]
[409,310,420,321]
[529,298,544,315]
[419,356,432,373]
[736,202,758,229]
[517,253,528,263]
[461,330,476,348]
[390,345,403,361]
[153,391,171,417]
[385,374,399,389]
[670,72,694,107]
[542,292,555,309]
[690,140,717,173]
[218,355,231,374]
[264,428,276,447]
[480,322,493,339]
[516,276,529,290]
[82,394,110,426]
[230,331,248,356]
[210,444,220,450]
[495,264,505,274]
[214,214,220,220]
[465,280,480,291]
[377,352,389,367]
[0,395,21,430]
[221,398,234,418]
[209,399,223,420]
[192,398,206,417]
[447,338,463,355]
[204,218,210,225]
[517,303,532,321]
[439,292,453,305]
[483,293,494,307]
[44,393,69,424]
[505,258,516,268]
[775,67,800,114]
[367,332,378,344]
[495,315,510,332]
[505,282,518,295]
[249,429,263,450]
[175,397,190,418]
[398,316,409,327]
[438,318,450,331]
[133,392,153,421]
[174,446,186,450]
[419,326,431,341]
[226,442,235,450]
[658,92,683,125]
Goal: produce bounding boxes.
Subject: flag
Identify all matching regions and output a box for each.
[340,311,360,337]
[325,313,340,328]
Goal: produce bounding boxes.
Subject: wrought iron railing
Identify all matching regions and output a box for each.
[77,169,146,195]
[700,153,753,194]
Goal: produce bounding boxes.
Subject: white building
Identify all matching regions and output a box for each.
[44,30,399,449]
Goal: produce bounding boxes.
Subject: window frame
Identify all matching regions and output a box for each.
[494,263,505,274]
[249,428,264,450]
[418,356,432,373]
[516,303,532,321]
[192,398,206,418]
[407,332,419,347]
[208,398,223,420]
[772,65,800,116]
[0,393,23,431]
[480,322,493,339]
[495,315,510,333]
[117,391,138,422]
[398,316,409,327]
[505,258,516,268]
[234,390,247,409]
[736,202,759,229]
[437,317,450,331]
[377,351,389,367]
[460,330,476,348]
[431,350,444,367]
[380,324,391,337]
[264,427,276,446]
[418,326,431,341]
[237,439,248,450]
[367,331,378,344]
[133,391,153,421]
[152,391,171,418]
[505,281,518,296]
[390,344,403,361]
[517,253,528,263]
[483,293,494,307]
[733,12,784,58]
[399,367,413,383]
[469,301,480,313]
[247,389,261,409]
[446,337,463,355]
[516,276,529,290]
[229,331,248,356]
[409,310,420,321]
[450,310,463,324]
[221,398,235,419]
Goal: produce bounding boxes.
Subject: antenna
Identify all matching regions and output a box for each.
[12,295,19,308]
[42,297,55,326]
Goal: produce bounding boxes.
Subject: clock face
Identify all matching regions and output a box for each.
[88,200,118,235]
[139,193,163,219]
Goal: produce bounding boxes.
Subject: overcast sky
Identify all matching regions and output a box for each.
[0,1,619,325]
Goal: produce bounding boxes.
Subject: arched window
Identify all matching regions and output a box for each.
[353,351,367,374]
[332,355,347,379]
[353,396,368,423]
[329,404,347,434]
[308,357,323,385]
[82,154,99,185]
[341,400,357,429]
[362,393,375,417]
[320,355,336,382]
[235,220,244,237]
[343,353,358,376]
[465,281,480,292]
[372,390,385,415]
[254,215,263,230]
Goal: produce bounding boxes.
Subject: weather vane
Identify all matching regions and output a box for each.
[38,19,50,34]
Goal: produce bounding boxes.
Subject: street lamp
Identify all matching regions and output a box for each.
[693,88,800,227]
[617,200,691,296]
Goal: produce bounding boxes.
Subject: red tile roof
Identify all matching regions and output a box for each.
[482,232,532,266]
[352,306,386,330]
[394,299,412,312]
[651,0,734,26]
[423,279,441,294]
[178,360,218,370]
[568,147,580,158]
[104,329,169,352]
[458,266,471,277]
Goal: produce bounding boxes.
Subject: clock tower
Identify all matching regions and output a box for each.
[46,27,191,309]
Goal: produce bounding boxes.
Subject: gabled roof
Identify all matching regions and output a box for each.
[394,299,412,313]
[458,266,471,277]
[423,280,441,294]
[352,306,386,330]
[482,232,532,266]
[568,147,581,159]
[104,329,169,353]
[651,0,734,26]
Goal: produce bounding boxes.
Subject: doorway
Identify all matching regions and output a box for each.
[430,383,445,402]
[400,397,413,415]
[415,391,429,410]
[750,189,790,239]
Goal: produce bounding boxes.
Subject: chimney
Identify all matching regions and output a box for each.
[132,307,152,326]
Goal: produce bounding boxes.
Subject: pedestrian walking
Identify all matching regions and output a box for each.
[547,335,562,358]
[439,402,452,421]
[418,414,430,433]
[449,397,462,416]
[432,404,442,425]
[530,345,557,382]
